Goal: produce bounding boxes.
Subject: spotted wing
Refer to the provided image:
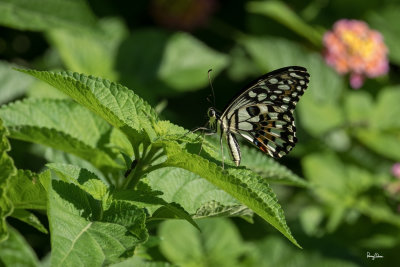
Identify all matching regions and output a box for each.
[222,66,309,158]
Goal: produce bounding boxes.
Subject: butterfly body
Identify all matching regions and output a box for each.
[206,66,310,167]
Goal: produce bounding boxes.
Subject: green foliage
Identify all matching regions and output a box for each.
[0,227,40,267]
[0,0,399,266]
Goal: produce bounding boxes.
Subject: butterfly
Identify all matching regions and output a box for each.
[205,66,310,167]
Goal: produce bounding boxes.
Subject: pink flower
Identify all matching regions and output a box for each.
[323,19,389,89]
[392,163,400,179]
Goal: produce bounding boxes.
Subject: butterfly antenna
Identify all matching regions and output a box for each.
[208,69,216,107]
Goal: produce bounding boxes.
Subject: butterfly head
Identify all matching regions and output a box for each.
[207,107,220,130]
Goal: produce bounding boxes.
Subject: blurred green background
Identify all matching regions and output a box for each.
[1,0,400,266]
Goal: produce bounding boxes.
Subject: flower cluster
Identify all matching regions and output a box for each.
[323,19,389,89]
[151,0,217,31]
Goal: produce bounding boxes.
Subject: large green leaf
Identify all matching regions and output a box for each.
[157,32,229,91]
[0,227,40,267]
[117,29,228,98]
[47,168,148,266]
[0,0,96,31]
[0,98,124,172]
[16,69,158,145]
[0,118,16,242]
[157,141,300,248]
[47,18,128,81]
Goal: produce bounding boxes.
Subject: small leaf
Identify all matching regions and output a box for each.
[193,200,253,220]
[0,226,40,267]
[10,209,48,234]
[0,0,97,31]
[7,169,47,210]
[46,163,109,200]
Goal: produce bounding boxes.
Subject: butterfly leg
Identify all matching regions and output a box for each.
[220,130,225,169]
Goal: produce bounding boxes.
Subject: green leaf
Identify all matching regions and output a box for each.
[48,179,148,266]
[158,141,300,248]
[117,29,228,97]
[0,98,124,172]
[302,152,376,205]
[344,91,374,124]
[0,60,33,104]
[368,6,400,64]
[370,86,400,130]
[16,69,158,145]
[0,117,16,242]
[356,130,400,161]
[240,145,308,187]
[47,18,128,81]
[348,87,400,161]
[159,218,246,267]
[46,163,109,200]
[302,152,384,231]
[157,32,229,91]
[110,257,173,267]
[193,200,253,221]
[10,209,48,234]
[0,226,40,267]
[7,169,47,210]
[114,181,200,231]
[246,1,322,46]
[251,236,359,267]
[146,167,241,215]
[356,198,400,227]
[0,0,97,31]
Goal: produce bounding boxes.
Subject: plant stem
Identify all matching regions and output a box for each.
[122,145,163,190]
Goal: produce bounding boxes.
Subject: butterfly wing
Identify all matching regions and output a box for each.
[221,66,309,159]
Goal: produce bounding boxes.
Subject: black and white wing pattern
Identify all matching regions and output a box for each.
[219,66,309,165]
